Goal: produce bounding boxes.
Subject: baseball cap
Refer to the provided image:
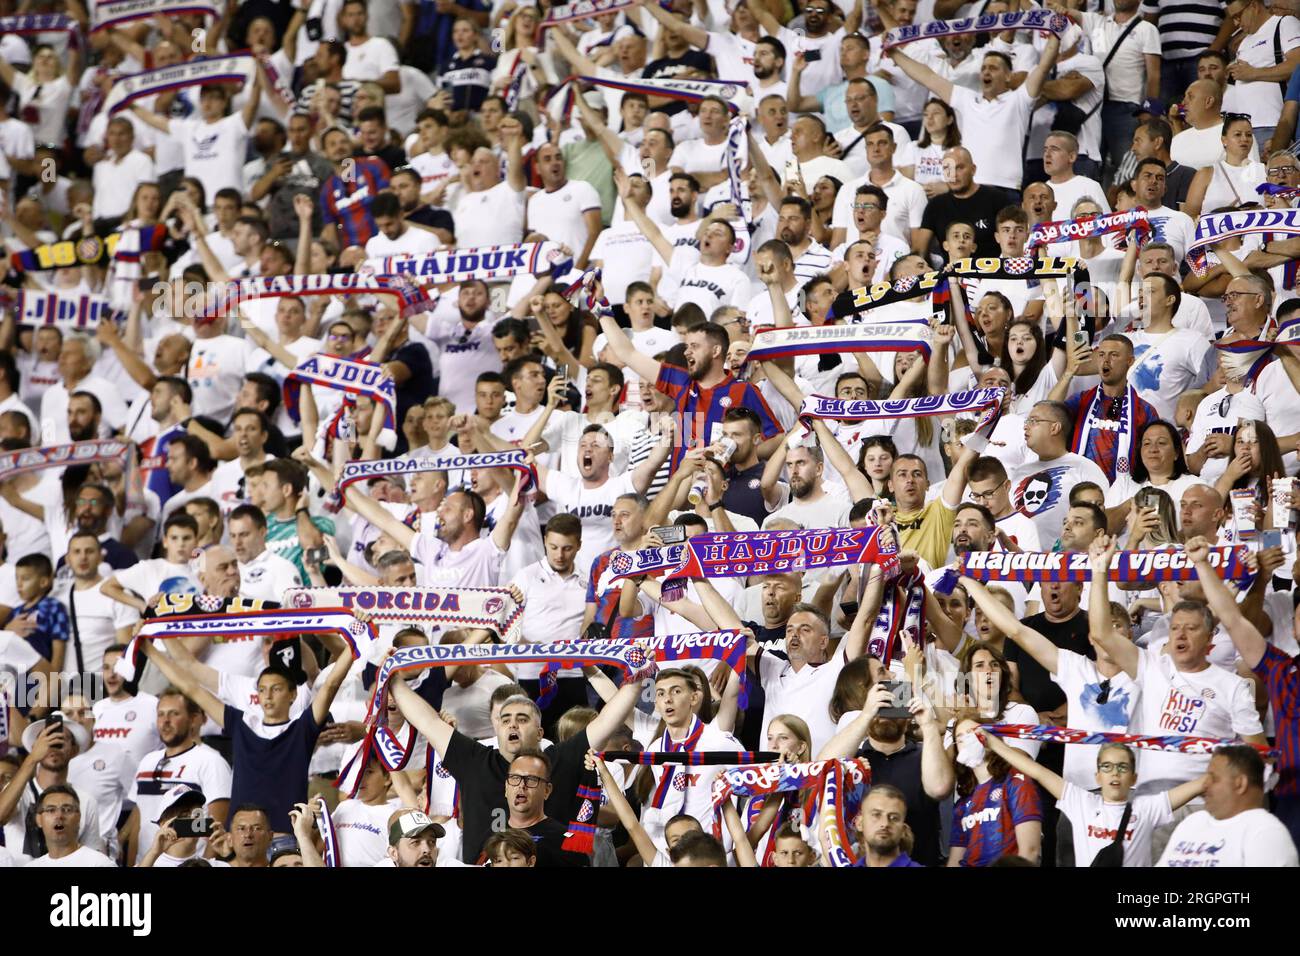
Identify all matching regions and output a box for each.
[268,835,302,864]
[387,809,445,846]
[154,784,206,824]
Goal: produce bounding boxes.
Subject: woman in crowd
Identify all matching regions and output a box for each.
[948,715,1043,867]
[1105,420,1204,532]
[1184,113,1267,219]
[913,98,960,194]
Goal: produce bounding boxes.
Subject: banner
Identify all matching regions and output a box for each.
[104,53,253,114]
[284,586,525,642]
[575,74,751,113]
[797,386,1004,438]
[200,273,433,321]
[362,241,574,285]
[1186,208,1300,274]
[826,271,949,322]
[1028,209,1152,251]
[0,440,130,483]
[5,291,116,331]
[284,355,396,431]
[542,0,639,26]
[748,319,934,365]
[607,526,900,583]
[883,9,1072,48]
[336,448,537,495]
[92,0,219,31]
[0,14,80,37]
[939,545,1256,587]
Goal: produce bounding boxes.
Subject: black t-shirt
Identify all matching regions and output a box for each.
[641,52,716,114]
[722,461,771,527]
[856,739,942,866]
[355,145,409,176]
[1006,610,1094,713]
[443,51,497,113]
[391,340,436,454]
[1165,161,1196,212]
[919,186,1007,258]
[441,728,591,862]
[224,704,322,832]
[407,204,456,237]
[521,816,590,867]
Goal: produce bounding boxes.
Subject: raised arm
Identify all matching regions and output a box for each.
[590,751,661,862]
[342,486,417,551]
[584,674,646,750]
[964,573,1060,670]
[596,307,661,383]
[129,103,172,134]
[390,676,454,756]
[1024,33,1061,101]
[808,418,875,502]
[885,47,954,103]
[1085,534,1139,677]
[490,473,530,553]
[1185,536,1267,668]
[978,725,1064,800]
[615,166,675,262]
[140,639,226,726]
[311,637,358,725]
[941,443,976,508]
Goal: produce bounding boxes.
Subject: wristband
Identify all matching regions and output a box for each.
[708,501,724,511]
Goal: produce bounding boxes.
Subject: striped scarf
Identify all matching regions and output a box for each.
[282,586,525,642]
[201,273,433,322]
[284,355,397,431]
[335,448,537,495]
[747,317,935,364]
[827,271,950,322]
[1028,209,1152,251]
[574,74,751,113]
[0,440,130,482]
[935,544,1256,589]
[982,724,1278,759]
[1071,383,1141,477]
[104,52,252,114]
[91,0,219,32]
[1187,208,1300,276]
[5,291,116,332]
[883,9,1071,48]
[795,386,1006,453]
[363,241,573,284]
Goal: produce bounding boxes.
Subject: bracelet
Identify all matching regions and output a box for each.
[296,507,311,515]
[708,501,724,511]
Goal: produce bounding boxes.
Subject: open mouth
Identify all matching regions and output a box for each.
[415,856,435,866]
[582,454,594,470]
[506,730,521,746]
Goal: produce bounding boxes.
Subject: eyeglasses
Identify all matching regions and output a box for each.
[506,773,548,789]
[967,486,1002,502]
[1097,762,1133,774]
[1221,291,1262,302]
[38,804,79,815]
[1268,166,1299,176]
[852,202,881,210]
[1024,417,1053,426]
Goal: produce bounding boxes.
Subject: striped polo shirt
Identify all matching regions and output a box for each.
[1139,0,1224,60]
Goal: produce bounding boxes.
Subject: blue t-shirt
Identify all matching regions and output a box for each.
[225,704,322,833]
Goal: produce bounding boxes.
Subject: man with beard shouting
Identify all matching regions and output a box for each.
[818,661,955,867]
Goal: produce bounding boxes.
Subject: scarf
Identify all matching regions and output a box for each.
[542,0,641,26]
[725,115,750,222]
[948,255,1086,282]
[283,355,396,431]
[606,526,901,583]
[709,757,872,866]
[0,13,80,37]
[827,272,950,322]
[9,230,137,273]
[795,386,1006,453]
[1028,209,1152,251]
[104,52,252,113]
[115,603,376,682]
[1187,207,1300,275]
[1214,338,1277,385]
[1257,182,1300,202]
[869,568,927,669]
[935,544,1256,590]
[982,724,1278,760]
[5,291,116,332]
[503,56,527,112]
[883,8,1072,48]
[336,448,537,495]
[747,318,935,364]
[574,74,751,113]
[201,273,432,323]
[0,440,130,482]
[316,801,341,867]
[283,586,525,643]
[1071,383,1140,477]
[362,241,574,284]
[91,0,219,31]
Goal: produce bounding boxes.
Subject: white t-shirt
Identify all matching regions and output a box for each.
[541,470,637,577]
[1141,206,1196,261]
[831,170,927,245]
[1008,452,1111,549]
[1170,122,1262,170]
[237,549,303,605]
[333,796,402,867]
[1157,808,1300,867]
[410,530,505,588]
[91,692,162,793]
[669,137,728,176]
[591,222,657,306]
[342,36,400,82]
[1127,328,1213,421]
[1048,175,1110,218]
[1221,15,1300,128]
[1080,11,1162,107]
[25,846,117,868]
[948,84,1034,190]
[364,225,442,260]
[663,247,754,314]
[453,183,526,249]
[1053,649,1143,790]
[187,334,257,422]
[1135,646,1262,786]
[130,742,233,864]
[112,559,197,604]
[168,113,250,201]
[1059,783,1173,868]
[526,180,602,260]
[92,149,156,220]
[63,579,140,676]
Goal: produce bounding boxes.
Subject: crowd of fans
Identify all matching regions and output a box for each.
[0,0,1299,869]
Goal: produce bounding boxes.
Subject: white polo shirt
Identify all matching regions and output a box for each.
[526,179,602,259]
[758,643,849,757]
[238,549,303,604]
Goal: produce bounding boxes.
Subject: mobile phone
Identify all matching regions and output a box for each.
[803,48,822,62]
[172,816,212,839]
[651,524,687,545]
[1261,529,1283,550]
[879,680,912,719]
[1136,488,1158,510]
[839,600,860,619]
[525,316,542,333]
[1072,330,1088,346]
[305,546,328,566]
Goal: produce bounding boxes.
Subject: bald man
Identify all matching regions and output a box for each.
[1170,79,1261,169]
[916,147,1009,258]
